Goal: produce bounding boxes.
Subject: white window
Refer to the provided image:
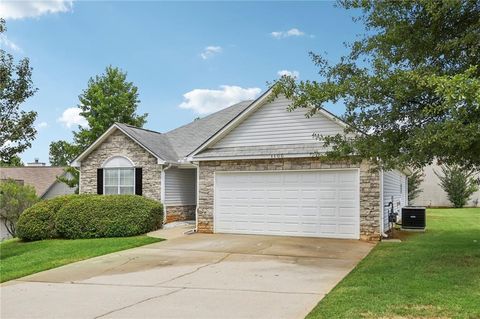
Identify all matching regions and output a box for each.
[103,156,135,195]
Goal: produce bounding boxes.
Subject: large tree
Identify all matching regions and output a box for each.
[0,18,37,163]
[50,66,147,187]
[73,65,147,150]
[273,1,480,170]
[49,140,79,167]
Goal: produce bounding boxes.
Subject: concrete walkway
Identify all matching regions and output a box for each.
[1,229,374,319]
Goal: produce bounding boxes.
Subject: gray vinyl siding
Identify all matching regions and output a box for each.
[164,167,196,205]
[382,170,408,230]
[42,180,76,199]
[213,96,345,148]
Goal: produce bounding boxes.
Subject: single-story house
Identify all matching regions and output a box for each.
[72,89,409,240]
[0,167,76,240]
[412,163,480,207]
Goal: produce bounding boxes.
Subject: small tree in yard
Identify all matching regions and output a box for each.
[408,169,424,202]
[0,179,38,236]
[435,165,479,208]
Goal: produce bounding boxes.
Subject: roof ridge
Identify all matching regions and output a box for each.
[115,122,163,135]
[165,100,253,136]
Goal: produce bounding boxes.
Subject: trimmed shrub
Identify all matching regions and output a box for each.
[16,195,76,241]
[55,195,163,239]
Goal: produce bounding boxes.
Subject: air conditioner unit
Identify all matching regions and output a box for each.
[401,206,426,231]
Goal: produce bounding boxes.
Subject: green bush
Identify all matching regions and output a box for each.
[0,179,39,237]
[55,195,163,239]
[435,165,479,208]
[16,195,77,241]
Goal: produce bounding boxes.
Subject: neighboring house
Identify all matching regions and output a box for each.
[412,163,480,207]
[0,167,77,240]
[73,90,409,240]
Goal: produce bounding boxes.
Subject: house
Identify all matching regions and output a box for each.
[72,90,409,241]
[412,163,480,207]
[0,166,77,240]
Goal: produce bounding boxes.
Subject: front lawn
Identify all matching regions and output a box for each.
[308,208,480,319]
[0,236,162,283]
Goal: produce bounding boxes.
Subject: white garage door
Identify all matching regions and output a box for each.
[214,170,360,239]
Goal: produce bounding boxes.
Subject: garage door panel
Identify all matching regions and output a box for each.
[339,207,356,217]
[214,170,359,239]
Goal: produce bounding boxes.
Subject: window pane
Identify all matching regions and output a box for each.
[120,186,134,194]
[105,186,118,195]
[104,169,118,186]
[103,156,133,168]
[120,169,134,186]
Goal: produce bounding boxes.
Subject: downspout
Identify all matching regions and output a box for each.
[191,161,200,233]
[379,169,388,238]
[161,163,172,224]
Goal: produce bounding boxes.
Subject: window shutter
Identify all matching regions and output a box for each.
[97,168,103,195]
[135,167,142,196]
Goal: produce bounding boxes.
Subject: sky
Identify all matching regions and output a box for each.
[0,0,363,165]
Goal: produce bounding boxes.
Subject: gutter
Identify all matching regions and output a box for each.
[161,163,173,224]
[379,169,388,239]
[191,161,200,233]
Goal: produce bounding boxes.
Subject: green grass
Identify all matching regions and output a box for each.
[307,208,480,319]
[0,236,162,283]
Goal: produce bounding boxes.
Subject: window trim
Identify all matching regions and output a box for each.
[102,155,135,168]
[103,167,136,195]
[102,156,136,195]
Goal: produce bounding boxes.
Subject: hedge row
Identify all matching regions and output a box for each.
[16,195,163,241]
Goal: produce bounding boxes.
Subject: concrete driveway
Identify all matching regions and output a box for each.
[1,229,374,319]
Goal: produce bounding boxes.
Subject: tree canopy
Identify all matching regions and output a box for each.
[273,0,480,170]
[49,66,147,189]
[0,18,37,163]
[50,66,147,165]
[73,65,147,150]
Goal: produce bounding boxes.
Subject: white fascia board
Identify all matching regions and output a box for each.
[187,88,274,158]
[190,153,327,162]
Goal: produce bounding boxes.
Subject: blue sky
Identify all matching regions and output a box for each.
[1,1,362,164]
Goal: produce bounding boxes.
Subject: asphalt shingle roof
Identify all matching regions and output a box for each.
[0,167,66,197]
[115,100,252,163]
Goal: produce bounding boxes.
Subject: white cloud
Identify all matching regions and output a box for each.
[36,121,48,130]
[200,46,222,60]
[0,35,22,53]
[179,85,261,115]
[0,0,73,20]
[277,70,300,79]
[270,28,307,39]
[57,107,88,128]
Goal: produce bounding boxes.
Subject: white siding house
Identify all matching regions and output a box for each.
[213,96,345,148]
[382,170,408,231]
[412,163,480,207]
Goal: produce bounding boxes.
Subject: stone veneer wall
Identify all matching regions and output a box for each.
[79,129,162,201]
[165,205,196,223]
[197,158,381,241]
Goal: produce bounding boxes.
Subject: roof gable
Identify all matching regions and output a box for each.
[188,89,350,158]
[72,124,166,166]
[212,95,345,148]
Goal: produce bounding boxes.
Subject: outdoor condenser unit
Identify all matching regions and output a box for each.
[401,206,426,231]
